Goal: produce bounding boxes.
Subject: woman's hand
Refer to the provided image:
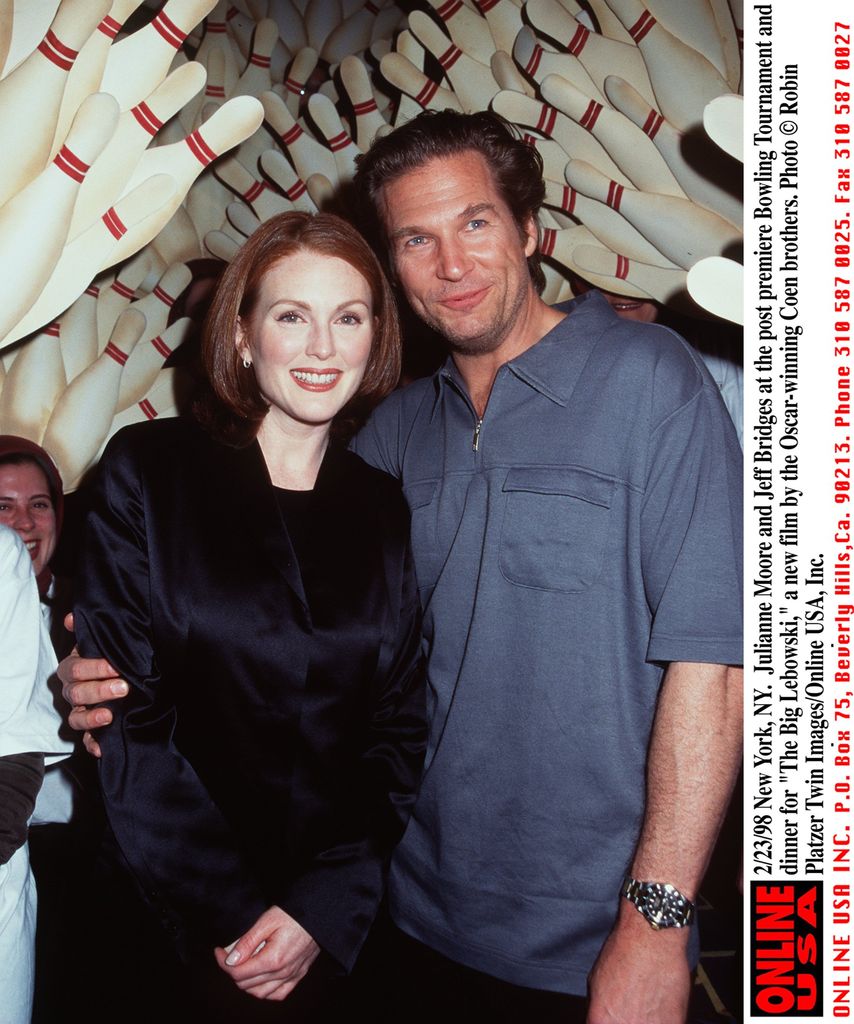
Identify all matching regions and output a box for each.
[215,906,321,1001]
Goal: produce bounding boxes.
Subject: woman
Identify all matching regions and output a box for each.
[73,212,426,1018]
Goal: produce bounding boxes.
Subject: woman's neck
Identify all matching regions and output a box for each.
[255,412,331,490]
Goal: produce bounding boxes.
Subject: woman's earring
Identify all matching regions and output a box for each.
[243,358,251,369]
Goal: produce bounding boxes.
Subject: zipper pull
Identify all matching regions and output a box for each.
[472,418,483,452]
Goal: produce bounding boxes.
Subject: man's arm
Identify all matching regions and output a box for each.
[587,660,743,1024]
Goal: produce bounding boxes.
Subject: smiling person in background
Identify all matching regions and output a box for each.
[69,211,426,1021]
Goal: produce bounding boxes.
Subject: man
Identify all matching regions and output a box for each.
[61,111,743,1023]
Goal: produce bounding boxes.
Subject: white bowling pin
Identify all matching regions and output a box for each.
[519,134,570,186]
[541,260,574,305]
[539,73,685,197]
[128,263,192,346]
[0,92,119,344]
[102,367,187,452]
[151,204,204,266]
[373,2,405,44]
[423,0,496,67]
[321,0,379,63]
[0,0,13,77]
[97,258,149,349]
[407,10,499,113]
[259,151,317,212]
[469,0,522,55]
[603,75,741,227]
[489,50,535,98]
[117,316,193,411]
[573,242,687,304]
[283,47,320,117]
[111,95,265,264]
[265,0,308,55]
[205,229,241,261]
[379,52,463,114]
[564,158,740,270]
[600,0,729,132]
[511,25,604,104]
[42,307,148,489]
[100,0,218,111]
[642,0,729,84]
[702,92,743,163]
[338,54,391,152]
[305,173,334,209]
[6,174,178,346]
[215,153,293,219]
[544,179,679,268]
[524,0,655,106]
[709,0,742,92]
[191,0,241,99]
[52,0,146,154]
[226,200,262,237]
[570,0,633,43]
[69,62,207,240]
[233,17,278,97]
[58,283,100,382]
[0,321,65,442]
[304,0,342,53]
[538,222,653,298]
[686,255,742,325]
[0,0,112,208]
[260,90,338,184]
[306,93,361,183]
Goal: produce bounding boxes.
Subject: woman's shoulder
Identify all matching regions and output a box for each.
[331,447,409,517]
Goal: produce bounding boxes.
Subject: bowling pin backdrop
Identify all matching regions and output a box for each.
[0,0,743,491]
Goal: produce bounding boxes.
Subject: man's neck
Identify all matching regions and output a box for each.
[452,294,565,417]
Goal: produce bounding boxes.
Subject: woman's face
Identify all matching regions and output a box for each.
[0,461,57,577]
[237,251,375,431]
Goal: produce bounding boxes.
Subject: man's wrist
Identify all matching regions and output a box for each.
[621,876,696,930]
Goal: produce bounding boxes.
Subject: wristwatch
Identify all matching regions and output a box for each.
[621,877,695,929]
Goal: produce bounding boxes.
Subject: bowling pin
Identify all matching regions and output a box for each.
[338,54,391,151]
[373,3,405,45]
[283,47,320,118]
[571,0,633,43]
[564,158,741,270]
[489,50,535,98]
[604,75,741,227]
[598,0,729,132]
[0,0,112,209]
[306,93,361,182]
[538,222,653,298]
[520,134,570,187]
[642,0,729,84]
[490,91,629,185]
[422,0,496,68]
[151,204,204,266]
[539,73,685,197]
[191,0,241,99]
[97,257,149,349]
[259,151,317,212]
[0,0,13,78]
[6,174,178,346]
[304,0,342,53]
[214,153,293,219]
[233,17,278,97]
[544,179,679,268]
[0,321,65,442]
[226,200,262,237]
[52,0,146,155]
[205,229,241,261]
[709,0,742,92]
[686,255,743,325]
[395,27,426,70]
[702,93,743,163]
[100,0,218,112]
[523,0,656,106]
[573,242,688,305]
[117,316,193,411]
[260,90,339,184]
[111,95,265,264]
[511,25,604,105]
[58,282,100,382]
[541,260,574,305]
[264,0,308,55]
[379,52,463,114]
[305,173,334,209]
[128,263,192,346]
[43,307,148,489]
[470,0,523,55]
[101,367,188,454]
[407,10,499,113]
[69,62,207,241]
[321,0,379,64]
[0,92,119,344]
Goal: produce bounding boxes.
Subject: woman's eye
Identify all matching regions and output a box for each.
[337,313,362,325]
[278,311,303,323]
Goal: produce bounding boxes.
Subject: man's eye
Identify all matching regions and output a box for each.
[405,235,427,248]
[468,219,487,230]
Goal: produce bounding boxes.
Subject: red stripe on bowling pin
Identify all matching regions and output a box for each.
[327,130,352,152]
[205,20,227,33]
[415,78,439,106]
[366,1,380,13]
[85,284,99,298]
[541,228,556,258]
[285,78,304,95]
[105,341,129,365]
[46,322,61,337]
[642,108,663,138]
[38,30,78,71]
[629,12,657,44]
[250,53,272,68]
[243,179,266,203]
[525,44,543,77]
[111,280,136,299]
[437,0,464,19]
[354,99,378,114]
[475,0,499,11]
[438,44,463,71]
[185,129,218,166]
[580,100,603,132]
[150,335,173,358]
[226,6,238,19]
[561,186,577,216]
[152,286,176,307]
[132,102,165,137]
[139,398,158,419]
[98,16,122,39]
[606,180,623,210]
[615,254,630,280]
[152,11,188,50]
[102,207,128,239]
[537,104,557,137]
[567,24,589,57]
[287,178,307,200]
[206,85,226,97]
[53,145,90,183]
[281,124,304,146]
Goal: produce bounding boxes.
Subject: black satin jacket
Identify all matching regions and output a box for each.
[74,417,426,970]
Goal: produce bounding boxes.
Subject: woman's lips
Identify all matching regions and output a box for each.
[290,368,342,392]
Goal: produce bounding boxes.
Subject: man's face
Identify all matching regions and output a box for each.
[378,151,538,355]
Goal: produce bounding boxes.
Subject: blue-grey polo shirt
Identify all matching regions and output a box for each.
[352,291,743,994]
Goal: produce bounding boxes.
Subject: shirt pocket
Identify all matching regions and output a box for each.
[500,466,614,592]
[402,478,442,591]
